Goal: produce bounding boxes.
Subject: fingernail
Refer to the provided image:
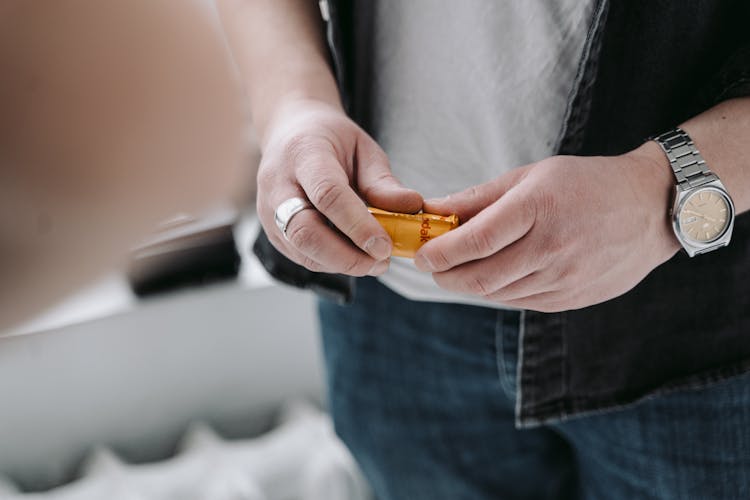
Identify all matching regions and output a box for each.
[365,236,391,261]
[415,253,434,272]
[369,259,389,276]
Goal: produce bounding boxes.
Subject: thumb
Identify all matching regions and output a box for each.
[355,133,423,213]
[424,166,530,222]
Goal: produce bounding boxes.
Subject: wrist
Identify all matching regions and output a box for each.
[250,68,343,148]
[259,95,345,151]
[623,141,682,257]
[649,127,736,257]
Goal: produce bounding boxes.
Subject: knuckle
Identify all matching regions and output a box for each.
[265,231,318,271]
[265,232,287,254]
[427,246,452,271]
[301,256,322,273]
[466,227,494,256]
[466,275,491,296]
[530,187,554,223]
[310,179,345,212]
[502,298,523,309]
[486,283,518,303]
[359,171,393,199]
[283,134,324,163]
[286,223,320,253]
[343,215,369,241]
[466,184,484,203]
[256,164,275,188]
[341,255,369,276]
[433,271,460,293]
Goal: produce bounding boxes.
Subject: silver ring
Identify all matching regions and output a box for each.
[274,197,312,241]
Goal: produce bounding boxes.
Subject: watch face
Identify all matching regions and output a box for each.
[678,188,731,243]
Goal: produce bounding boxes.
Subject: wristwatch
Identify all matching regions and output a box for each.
[653,127,735,257]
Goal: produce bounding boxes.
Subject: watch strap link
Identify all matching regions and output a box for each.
[654,128,717,191]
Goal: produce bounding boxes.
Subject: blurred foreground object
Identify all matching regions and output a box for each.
[127,208,241,297]
[0,0,249,330]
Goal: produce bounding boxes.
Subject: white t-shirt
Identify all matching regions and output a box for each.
[360,0,595,306]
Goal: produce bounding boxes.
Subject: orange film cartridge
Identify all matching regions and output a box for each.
[368,207,459,258]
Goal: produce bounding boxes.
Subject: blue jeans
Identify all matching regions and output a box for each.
[319,277,750,500]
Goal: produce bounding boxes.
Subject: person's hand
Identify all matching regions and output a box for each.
[414,142,682,312]
[257,99,422,276]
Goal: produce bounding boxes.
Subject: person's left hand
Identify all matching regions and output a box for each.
[414,142,682,312]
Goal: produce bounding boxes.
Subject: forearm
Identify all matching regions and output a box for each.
[216,0,341,145]
[632,97,750,219]
[680,97,750,214]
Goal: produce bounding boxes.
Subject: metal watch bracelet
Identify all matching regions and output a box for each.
[653,127,717,191]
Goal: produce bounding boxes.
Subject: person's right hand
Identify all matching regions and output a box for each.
[257,99,423,276]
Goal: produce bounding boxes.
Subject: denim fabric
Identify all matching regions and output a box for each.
[320,277,750,500]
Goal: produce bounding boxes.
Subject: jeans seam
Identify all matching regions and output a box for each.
[495,312,516,404]
[519,360,750,429]
[514,309,526,428]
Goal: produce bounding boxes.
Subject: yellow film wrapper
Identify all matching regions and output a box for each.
[368,207,459,258]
